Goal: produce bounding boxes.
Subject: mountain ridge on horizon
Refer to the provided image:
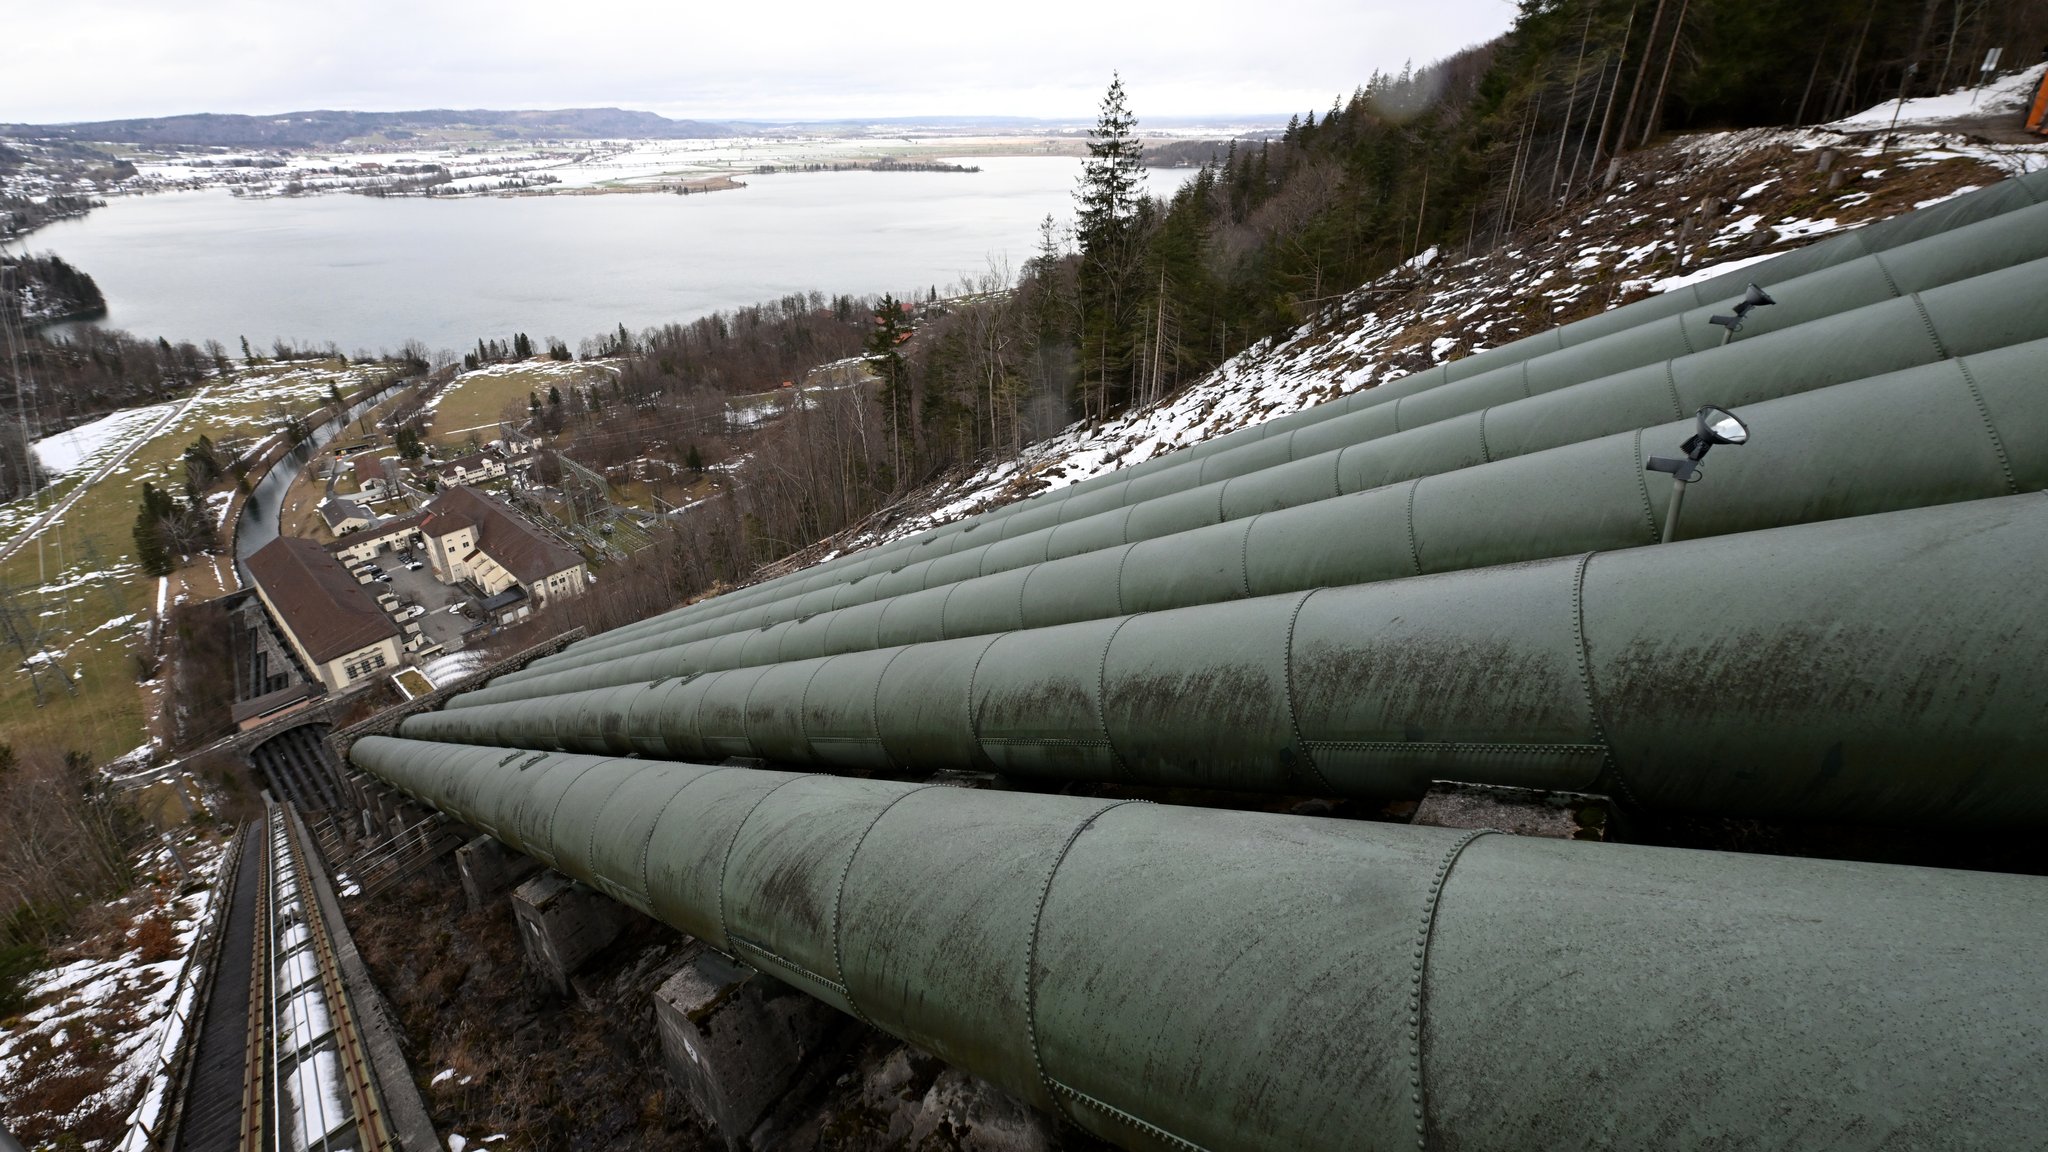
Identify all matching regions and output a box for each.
[0,107,739,148]
[5,106,1288,148]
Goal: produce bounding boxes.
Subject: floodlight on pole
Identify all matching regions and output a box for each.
[1707,283,1776,344]
[1646,405,1749,543]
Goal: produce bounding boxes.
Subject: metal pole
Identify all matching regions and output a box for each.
[1663,474,1688,543]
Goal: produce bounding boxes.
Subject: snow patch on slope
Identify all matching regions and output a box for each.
[1832,66,2042,130]
[30,404,178,476]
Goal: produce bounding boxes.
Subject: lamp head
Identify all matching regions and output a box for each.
[1709,283,1776,333]
[1652,405,1749,481]
[1696,405,1748,446]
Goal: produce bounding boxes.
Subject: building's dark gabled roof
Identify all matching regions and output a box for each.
[319,499,371,529]
[247,535,400,662]
[421,486,582,585]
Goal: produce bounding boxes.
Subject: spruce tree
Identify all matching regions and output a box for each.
[865,295,912,485]
[1074,74,1146,421]
[133,483,173,576]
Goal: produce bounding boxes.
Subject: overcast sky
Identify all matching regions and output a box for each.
[5,0,1519,125]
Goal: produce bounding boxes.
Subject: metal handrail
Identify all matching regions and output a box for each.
[112,823,248,1152]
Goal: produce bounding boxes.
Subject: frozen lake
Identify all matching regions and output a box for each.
[10,157,1194,355]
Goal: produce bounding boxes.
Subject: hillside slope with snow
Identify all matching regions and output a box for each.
[798,107,2046,558]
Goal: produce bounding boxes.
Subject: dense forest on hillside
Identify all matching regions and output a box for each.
[1,252,105,324]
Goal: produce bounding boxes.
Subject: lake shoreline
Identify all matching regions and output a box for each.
[11,158,1198,354]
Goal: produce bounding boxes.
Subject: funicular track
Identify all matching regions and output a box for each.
[168,803,399,1152]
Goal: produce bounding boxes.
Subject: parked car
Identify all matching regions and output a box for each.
[397,604,425,620]
[405,560,425,571]
[374,572,392,583]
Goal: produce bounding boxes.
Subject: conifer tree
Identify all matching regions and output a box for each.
[865,294,912,484]
[1074,74,1146,420]
[133,483,174,576]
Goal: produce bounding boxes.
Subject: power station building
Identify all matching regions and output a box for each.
[245,535,403,693]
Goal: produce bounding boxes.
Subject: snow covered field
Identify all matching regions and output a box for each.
[119,135,1086,200]
[29,404,178,476]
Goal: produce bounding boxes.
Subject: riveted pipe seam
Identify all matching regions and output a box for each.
[504,246,2048,688]
[1024,798,1143,1134]
[527,174,2048,671]
[827,781,940,1032]
[1410,828,1494,1149]
[457,336,2048,711]
[1957,354,2019,494]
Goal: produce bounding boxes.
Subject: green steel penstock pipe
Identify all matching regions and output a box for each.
[526,172,2048,670]
[348,735,2048,1152]
[469,252,2048,699]
[442,337,2048,711]
[405,493,2048,827]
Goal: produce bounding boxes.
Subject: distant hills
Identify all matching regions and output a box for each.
[3,109,1282,150]
[0,108,739,148]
